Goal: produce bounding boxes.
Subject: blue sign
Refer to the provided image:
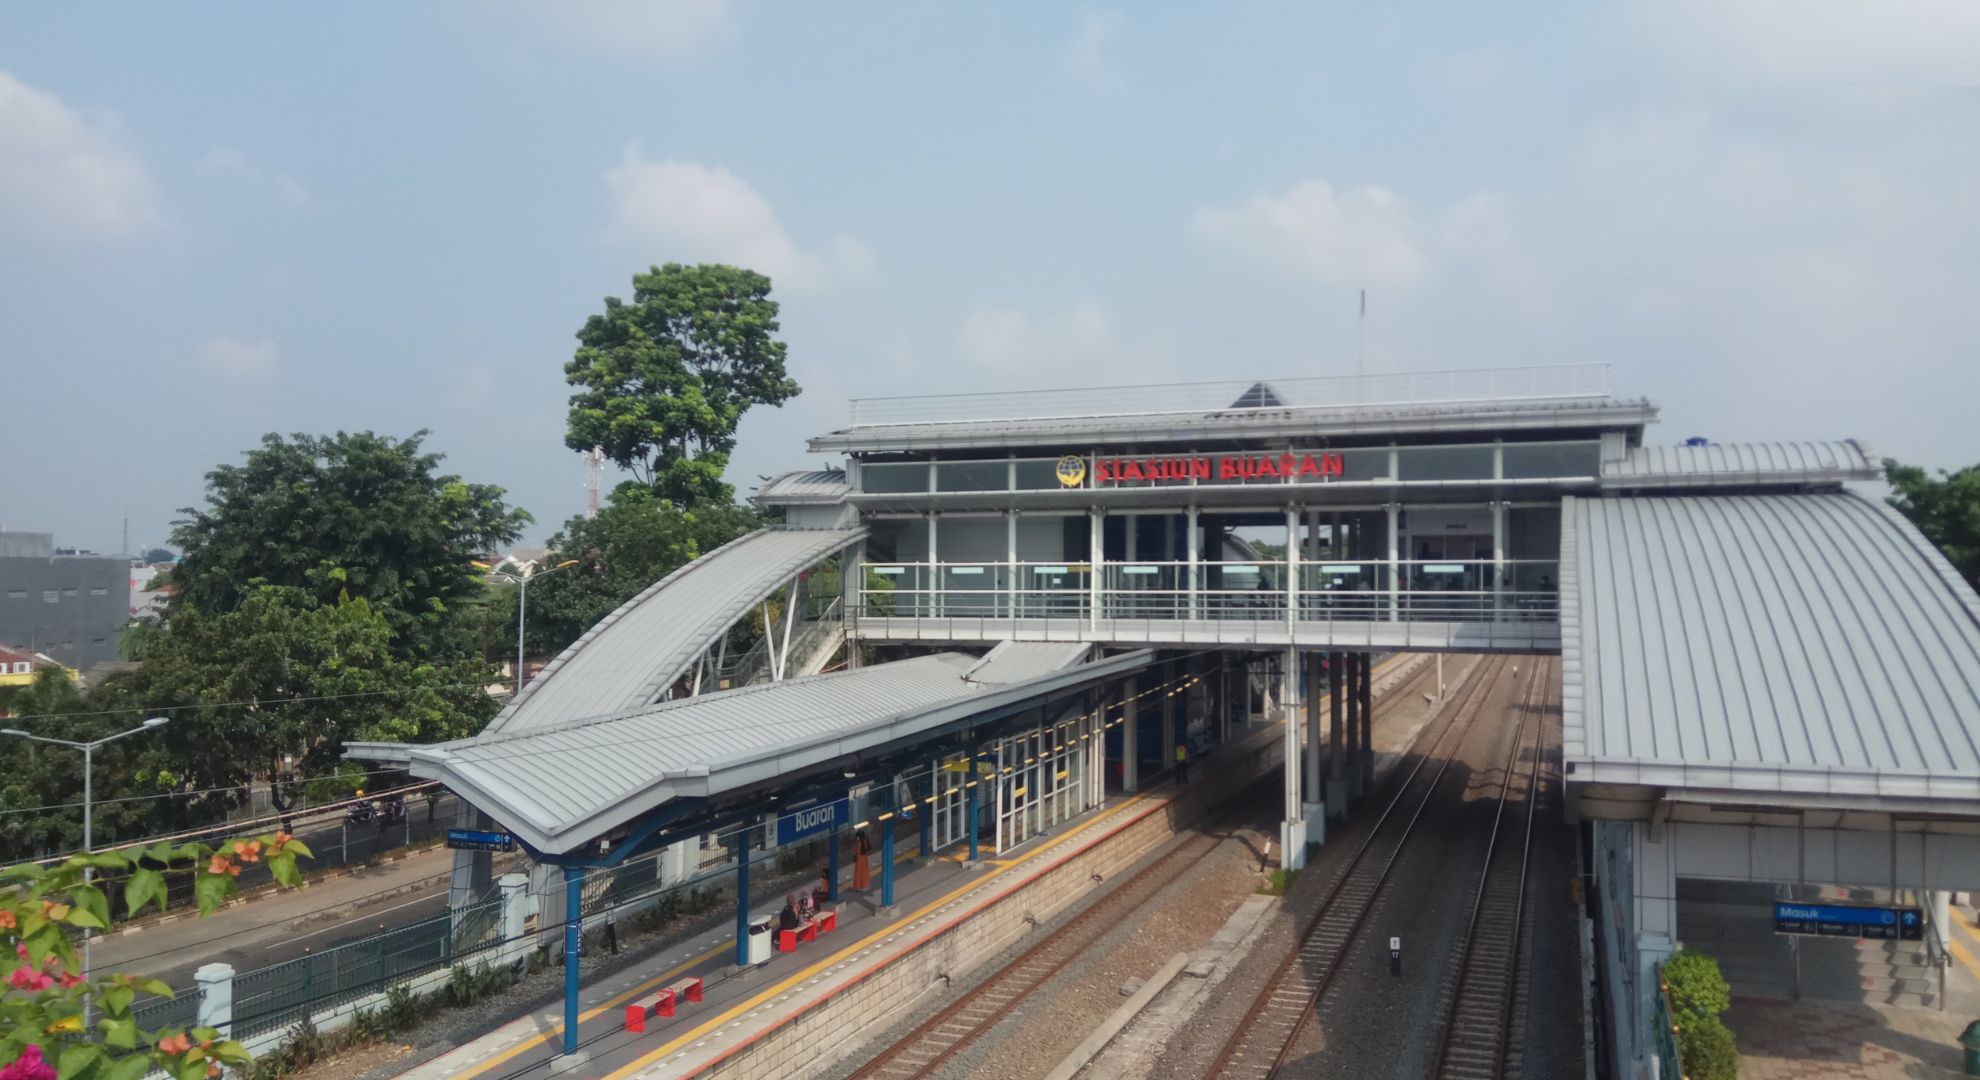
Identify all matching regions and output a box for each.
[776,799,849,846]
[1773,902,1923,940]
[447,828,516,852]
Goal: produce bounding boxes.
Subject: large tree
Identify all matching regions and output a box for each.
[564,263,800,508]
[1886,459,1980,591]
[170,431,530,657]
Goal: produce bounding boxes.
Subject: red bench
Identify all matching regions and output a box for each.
[776,908,840,953]
[622,976,704,1033]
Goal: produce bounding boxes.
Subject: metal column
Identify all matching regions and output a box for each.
[1160,661,1177,777]
[1385,504,1401,622]
[1088,508,1103,630]
[1121,676,1139,793]
[1281,647,1308,870]
[1186,507,1200,619]
[733,832,752,968]
[1358,651,1374,793]
[880,785,897,909]
[1328,651,1346,816]
[1304,652,1325,840]
[1345,654,1365,801]
[827,827,840,901]
[562,866,584,1055]
[1285,506,1300,629]
[966,762,981,861]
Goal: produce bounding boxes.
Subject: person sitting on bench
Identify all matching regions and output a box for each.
[798,886,818,920]
[778,893,803,936]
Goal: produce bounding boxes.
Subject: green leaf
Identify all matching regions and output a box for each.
[189,1028,218,1043]
[192,873,230,916]
[70,884,110,929]
[87,853,130,871]
[57,1042,102,1080]
[0,864,45,881]
[136,979,174,999]
[98,1017,138,1050]
[124,870,166,917]
[283,839,314,860]
[171,1058,208,1080]
[212,1042,252,1065]
[62,907,105,929]
[99,985,134,1019]
[141,843,177,868]
[102,1055,151,1080]
[269,854,301,889]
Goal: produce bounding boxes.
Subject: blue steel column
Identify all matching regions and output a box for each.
[562,866,583,1055]
[881,782,897,908]
[919,761,934,861]
[827,827,840,901]
[733,830,752,967]
[966,762,981,861]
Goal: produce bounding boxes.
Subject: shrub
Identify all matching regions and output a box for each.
[1664,948,1732,1023]
[1678,1014,1738,1080]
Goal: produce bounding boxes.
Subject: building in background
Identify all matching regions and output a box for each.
[0,531,131,671]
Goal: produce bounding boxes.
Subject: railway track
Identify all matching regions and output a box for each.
[1206,655,1536,1079]
[846,655,1439,1080]
[1431,657,1555,1080]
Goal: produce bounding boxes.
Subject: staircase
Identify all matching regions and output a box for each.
[1676,879,1943,1009]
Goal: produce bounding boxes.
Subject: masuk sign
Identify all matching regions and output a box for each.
[1772,901,1923,941]
[1088,452,1345,485]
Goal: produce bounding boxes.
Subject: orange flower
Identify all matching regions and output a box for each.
[235,840,262,865]
[207,855,231,876]
[0,908,15,930]
[158,1033,192,1055]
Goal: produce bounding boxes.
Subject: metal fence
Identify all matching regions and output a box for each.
[847,363,1615,427]
[227,896,502,1040]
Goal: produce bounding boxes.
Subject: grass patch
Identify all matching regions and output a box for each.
[1257,868,1297,896]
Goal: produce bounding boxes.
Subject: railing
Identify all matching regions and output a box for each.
[859,559,1558,625]
[848,363,1614,427]
[732,597,844,685]
[1653,962,1683,1080]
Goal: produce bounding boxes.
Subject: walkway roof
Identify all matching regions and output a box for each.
[389,648,1152,856]
[1561,492,1980,811]
[1600,439,1878,491]
[484,527,864,735]
[752,469,851,506]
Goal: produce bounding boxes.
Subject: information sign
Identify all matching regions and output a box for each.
[446,828,516,852]
[776,798,850,846]
[1773,901,1923,940]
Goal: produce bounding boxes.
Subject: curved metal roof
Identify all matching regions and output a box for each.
[1561,492,1980,804]
[483,527,865,735]
[1601,439,1878,490]
[752,469,851,505]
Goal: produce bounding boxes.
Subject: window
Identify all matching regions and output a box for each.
[1502,441,1601,480]
[5,589,23,600]
[90,587,107,596]
[935,461,1008,492]
[62,587,77,597]
[10,662,28,674]
[92,637,106,646]
[861,462,929,494]
[1396,445,1495,482]
[42,590,58,604]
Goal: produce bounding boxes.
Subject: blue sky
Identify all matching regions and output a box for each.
[2,2,1977,550]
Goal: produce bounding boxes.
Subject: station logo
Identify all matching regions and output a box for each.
[1055,455,1088,487]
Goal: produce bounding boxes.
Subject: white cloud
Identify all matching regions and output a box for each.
[1060,12,1126,96]
[201,144,317,208]
[0,71,163,239]
[604,151,870,290]
[1649,0,1980,86]
[196,335,280,378]
[474,0,740,65]
[955,300,1174,384]
[1192,181,1431,286]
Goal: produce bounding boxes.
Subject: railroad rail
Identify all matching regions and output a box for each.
[847,656,1440,1080]
[1207,655,1531,1078]
[1432,657,1554,1080]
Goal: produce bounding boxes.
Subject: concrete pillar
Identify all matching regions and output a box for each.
[531,862,563,952]
[194,963,234,1038]
[1186,507,1200,619]
[1281,647,1308,871]
[1160,662,1177,776]
[1088,508,1104,629]
[1303,653,1325,843]
[1385,503,1401,621]
[1632,820,1679,1058]
[1121,677,1140,793]
[1358,651,1374,793]
[1344,654,1365,801]
[1327,652,1345,817]
[449,803,494,930]
[498,871,529,967]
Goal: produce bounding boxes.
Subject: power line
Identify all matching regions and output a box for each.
[2,680,500,725]
[0,765,441,818]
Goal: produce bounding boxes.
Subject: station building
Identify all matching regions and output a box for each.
[357,363,1980,1076]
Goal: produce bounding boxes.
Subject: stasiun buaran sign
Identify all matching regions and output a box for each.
[1063,451,1346,486]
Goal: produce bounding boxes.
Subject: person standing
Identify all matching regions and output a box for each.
[1175,742,1189,784]
[852,829,873,892]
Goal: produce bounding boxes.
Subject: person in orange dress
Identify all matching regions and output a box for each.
[851,828,873,891]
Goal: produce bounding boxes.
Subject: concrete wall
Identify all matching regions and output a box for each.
[0,553,130,670]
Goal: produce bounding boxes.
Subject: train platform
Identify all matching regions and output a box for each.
[398,726,1277,1080]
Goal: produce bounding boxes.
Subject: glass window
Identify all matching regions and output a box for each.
[5,590,24,600]
[11,662,28,674]
[1013,459,1063,489]
[90,587,107,596]
[936,460,1007,492]
[1397,445,1495,481]
[861,462,929,494]
[1336,448,1392,482]
[62,587,77,596]
[42,590,58,603]
[1502,442,1601,479]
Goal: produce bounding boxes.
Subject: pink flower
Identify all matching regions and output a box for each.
[0,1044,56,1080]
[7,967,53,992]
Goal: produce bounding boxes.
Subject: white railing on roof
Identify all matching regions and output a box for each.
[847,363,1614,428]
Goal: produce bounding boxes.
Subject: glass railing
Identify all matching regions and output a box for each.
[859,559,1559,624]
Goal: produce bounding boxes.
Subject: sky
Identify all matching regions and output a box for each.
[2,2,1977,552]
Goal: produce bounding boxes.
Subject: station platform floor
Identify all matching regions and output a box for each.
[399,742,1249,1080]
[1720,905,1980,1079]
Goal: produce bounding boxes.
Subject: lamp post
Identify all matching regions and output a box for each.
[477,558,579,696]
[1,716,170,992]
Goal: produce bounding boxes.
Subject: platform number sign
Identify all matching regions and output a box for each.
[1389,936,1402,976]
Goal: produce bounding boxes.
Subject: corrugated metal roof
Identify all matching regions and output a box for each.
[808,397,1659,453]
[484,527,865,735]
[963,641,1093,685]
[753,469,851,504]
[402,648,1155,853]
[1601,440,1878,489]
[1561,493,1980,802]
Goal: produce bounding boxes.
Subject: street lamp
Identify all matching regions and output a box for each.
[476,557,580,697]
[1,716,170,992]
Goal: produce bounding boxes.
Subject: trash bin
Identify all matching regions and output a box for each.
[747,917,773,965]
[1960,1020,1980,1076]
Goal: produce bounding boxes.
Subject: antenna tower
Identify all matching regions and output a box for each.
[585,447,604,517]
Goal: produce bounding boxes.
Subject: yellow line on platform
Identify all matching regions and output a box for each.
[1946,906,1980,981]
[600,789,1161,1080]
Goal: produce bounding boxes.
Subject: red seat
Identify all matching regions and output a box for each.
[819,909,839,933]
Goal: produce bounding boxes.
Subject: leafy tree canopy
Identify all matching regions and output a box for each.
[170,431,529,657]
[139,548,175,565]
[497,490,765,658]
[564,264,799,508]
[1885,459,1980,591]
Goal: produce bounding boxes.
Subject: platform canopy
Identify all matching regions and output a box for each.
[1561,492,1980,815]
[1599,439,1878,491]
[377,648,1151,857]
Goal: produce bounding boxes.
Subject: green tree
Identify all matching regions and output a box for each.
[564,264,800,508]
[169,431,530,658]
[496,491,764,658]
[1885,459,1980,591]
[139,548,175,565]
